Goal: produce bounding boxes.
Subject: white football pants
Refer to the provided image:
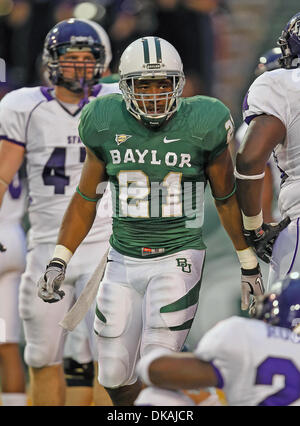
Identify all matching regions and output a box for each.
[0,223,26,343]
[94,247,205,388]
[268,217,300,289]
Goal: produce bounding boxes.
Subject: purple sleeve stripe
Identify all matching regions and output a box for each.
[210,361,224,388]
[0,135,25,147]
[244,114,259,125]
[287,218,299,274]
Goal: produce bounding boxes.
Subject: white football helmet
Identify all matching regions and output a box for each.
[119,36,185,127]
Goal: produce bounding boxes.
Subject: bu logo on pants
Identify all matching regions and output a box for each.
[176,258,192,273]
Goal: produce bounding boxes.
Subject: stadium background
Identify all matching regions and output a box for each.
[0,0,298,355]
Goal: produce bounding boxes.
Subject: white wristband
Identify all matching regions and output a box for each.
[136,348,173,386]
[236,247,258,269]
[242,210,263,230]
[52,245,73,265]
[234,167,265,180]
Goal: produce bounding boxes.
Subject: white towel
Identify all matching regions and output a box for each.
[59,248,109,331]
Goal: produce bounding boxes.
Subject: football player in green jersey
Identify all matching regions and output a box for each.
[37,36,264,406]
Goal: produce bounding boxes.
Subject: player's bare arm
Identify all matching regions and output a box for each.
[137,349,218,390]
[37,147,107,303]
[149,354,218,390]
[57,146,108,254]
[236,114,286,217]
[206,147,248,251]
[262,164,275,223]
[235,115,290,264]
[206,146,264,310]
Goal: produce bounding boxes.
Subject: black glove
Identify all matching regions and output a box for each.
[0,242,6,252]
[243,216,291,263]
[37,258,66,303]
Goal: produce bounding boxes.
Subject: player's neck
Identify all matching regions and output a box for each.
[54,85,91,104]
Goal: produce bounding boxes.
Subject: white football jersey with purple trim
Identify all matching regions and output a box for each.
[195,316,300,406]
[242,68,300,221]
[0,83,119,247]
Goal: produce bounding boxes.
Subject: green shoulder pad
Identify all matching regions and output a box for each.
[189,96,234,162]
[79,94,123,160]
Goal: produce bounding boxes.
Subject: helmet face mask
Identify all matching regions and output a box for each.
[48,49,102,93]
[43,19,107,93]
[119,37,185,127]
[120,74,185,126]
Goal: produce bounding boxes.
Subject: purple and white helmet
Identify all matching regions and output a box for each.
[253,272,300,334]
[278,12,300,68]
[43,18,109,92]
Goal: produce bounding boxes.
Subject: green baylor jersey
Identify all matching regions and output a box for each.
[79,94,233,258]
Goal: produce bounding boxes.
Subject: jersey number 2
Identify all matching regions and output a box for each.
[256,357,300,405]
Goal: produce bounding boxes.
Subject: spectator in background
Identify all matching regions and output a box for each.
[105,0,153,73]
[153,0,220,96]
[0,0,228,98]
[0,0,58,91]
[106,0,227,97]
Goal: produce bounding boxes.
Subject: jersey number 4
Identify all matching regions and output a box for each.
[42,147,86,194]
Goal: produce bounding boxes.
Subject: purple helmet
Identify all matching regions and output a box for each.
[278,12,300,68]
[253,272,300,333]
[42,18,106,92]
[255,47,282,76]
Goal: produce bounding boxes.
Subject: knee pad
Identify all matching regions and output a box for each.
[97,336,138,388]
[94,282,132,337]
[24,343,51,368]
[95,283,141,387]
[64,357,94,387]
[98,357,128,389]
